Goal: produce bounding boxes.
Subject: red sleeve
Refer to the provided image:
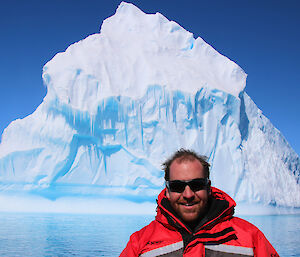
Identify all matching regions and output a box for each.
[119,232,140,257]
[253,228,279,257]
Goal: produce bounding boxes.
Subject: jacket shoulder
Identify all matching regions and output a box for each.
[132,218,181,245]
[120,219,183,257]
[120,220,157,257]
[227,217,279,256]
[229,216,267,240]
[230,217,261,231]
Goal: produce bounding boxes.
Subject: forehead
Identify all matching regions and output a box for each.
[169,159,205,180]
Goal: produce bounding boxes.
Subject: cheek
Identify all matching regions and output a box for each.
[196,190,209,201]
[167,191,181,201]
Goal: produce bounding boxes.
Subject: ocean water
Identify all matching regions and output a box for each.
[0,213,299,257]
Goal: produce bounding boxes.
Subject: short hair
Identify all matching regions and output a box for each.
[162,149,210,181]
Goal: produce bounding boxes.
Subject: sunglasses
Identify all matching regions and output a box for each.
[166,178,209,193]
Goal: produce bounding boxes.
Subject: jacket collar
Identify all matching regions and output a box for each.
[155,187,236,234]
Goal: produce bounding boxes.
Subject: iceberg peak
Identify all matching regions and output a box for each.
[43,1,246,115]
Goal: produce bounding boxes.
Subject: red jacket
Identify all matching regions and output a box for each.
[120,187,279,257]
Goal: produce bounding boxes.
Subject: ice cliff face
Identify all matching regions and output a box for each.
[0,2,299,208]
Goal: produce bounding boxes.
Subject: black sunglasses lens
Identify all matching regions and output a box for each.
[189,179,207,191]
[168,181,186,192]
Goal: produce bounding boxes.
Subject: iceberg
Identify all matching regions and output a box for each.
[0,2,299,214]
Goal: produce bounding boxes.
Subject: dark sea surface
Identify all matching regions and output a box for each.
[0,213,299,256]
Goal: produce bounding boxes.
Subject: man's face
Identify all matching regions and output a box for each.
[166,159,210,224]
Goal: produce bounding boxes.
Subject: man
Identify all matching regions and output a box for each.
[120,149,279,256]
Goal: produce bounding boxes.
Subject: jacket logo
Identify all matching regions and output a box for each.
[146,240,164,246]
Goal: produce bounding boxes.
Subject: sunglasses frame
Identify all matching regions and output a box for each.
[166,178,209,193]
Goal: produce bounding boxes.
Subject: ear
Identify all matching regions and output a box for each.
[207,179,212,196]
[166,187,170,199]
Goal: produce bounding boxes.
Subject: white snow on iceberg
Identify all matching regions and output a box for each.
[0,2,299,214]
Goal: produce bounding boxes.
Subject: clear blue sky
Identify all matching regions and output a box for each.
[0,0,299,155]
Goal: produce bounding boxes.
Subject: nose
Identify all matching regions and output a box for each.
[182,185,195,199]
